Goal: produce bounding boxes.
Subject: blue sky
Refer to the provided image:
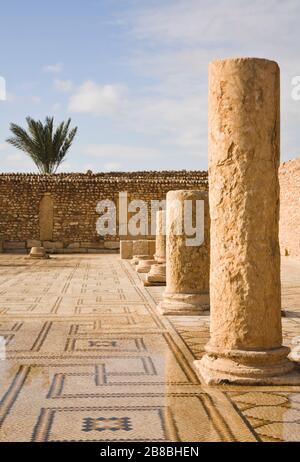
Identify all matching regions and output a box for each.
[0,0,299,172]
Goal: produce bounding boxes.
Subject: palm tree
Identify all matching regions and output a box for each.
[6,116,78,173]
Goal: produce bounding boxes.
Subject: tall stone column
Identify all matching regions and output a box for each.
[146,210,166,285]
[194,57,299,385]
[158,190,210,315]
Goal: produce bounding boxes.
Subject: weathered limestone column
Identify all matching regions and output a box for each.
[146,210,166,285]
[158,190,210,315]
[194,57,300,385]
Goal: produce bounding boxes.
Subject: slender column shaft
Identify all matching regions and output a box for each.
[146,210,166,285]
[154,210,166,263]
[158,190,209,315]
[194,57,299,385]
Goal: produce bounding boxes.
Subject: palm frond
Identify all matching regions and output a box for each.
[6,116,78,173]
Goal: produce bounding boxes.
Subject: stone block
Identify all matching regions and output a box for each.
[26,239,41,248]
[43,241,64,250]
[120,240,133,259]
[63,248,86,254]
[3,241,26,249]
[132,240,148,256]
[80,242,105,249]
[87,249,107,253]
[147,240,156,257]
[104,241,120,250]
[67,242,80,249]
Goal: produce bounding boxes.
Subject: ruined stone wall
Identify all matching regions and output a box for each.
[0,171,208,253]
[1,162,297,256]
[279,158,300,258]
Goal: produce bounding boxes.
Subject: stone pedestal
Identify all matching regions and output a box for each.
[29,246,49,259]
[158,190,210,315]
[146,210,166,285]
[131,240,156,266]
[194,57,300,385]
[146,263,166,285]
[136,258,156,273]
[120,240,133,259]
[131,240,147,265]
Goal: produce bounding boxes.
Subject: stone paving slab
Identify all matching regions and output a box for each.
[0,254,299,442]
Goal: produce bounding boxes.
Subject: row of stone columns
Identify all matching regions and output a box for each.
[126,57,299,385]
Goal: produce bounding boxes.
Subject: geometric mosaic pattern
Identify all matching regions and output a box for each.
[0,254,299,441]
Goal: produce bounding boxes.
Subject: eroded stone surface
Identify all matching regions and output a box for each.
[120,240,133,259]
[147,211,167,284]
[154,210,166,263]
[132,240,156,267]
[39,193,54,241]
[159,190,210,315]
[29,246,49,259]
[195,57,299,385]
[0,171,208,251]
[136,258,156,273]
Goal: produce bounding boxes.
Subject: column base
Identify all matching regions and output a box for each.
[144,279,165,287]
[154,254,166,264]
[157,292,209,315]
[136,259,156,273]
[145,263,166,285]
[194,345,300,385]
[131,254,149,265]
[28,247,50,259]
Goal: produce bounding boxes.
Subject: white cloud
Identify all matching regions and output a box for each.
[54,78,73,92]
[52,102,62,112]
[84,144,164,159]
[0,76,6,101]
[43,63,63,74]
[130,0,300,47]
[68,81,128,116]
[103,162,122,171]
[5,92,15,103]
[131,96,207,153]
[30,95,41,104]
[83,163,95,171]
[0,143,6,151]
[0,92,40,105]
[2,151,34,172]
[6,153,23,161]
[54,159,121,173]
[122,0,300,162]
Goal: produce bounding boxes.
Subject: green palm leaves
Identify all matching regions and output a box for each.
[6,116,78,173]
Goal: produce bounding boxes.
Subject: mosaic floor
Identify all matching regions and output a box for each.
[0,254,300,442]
